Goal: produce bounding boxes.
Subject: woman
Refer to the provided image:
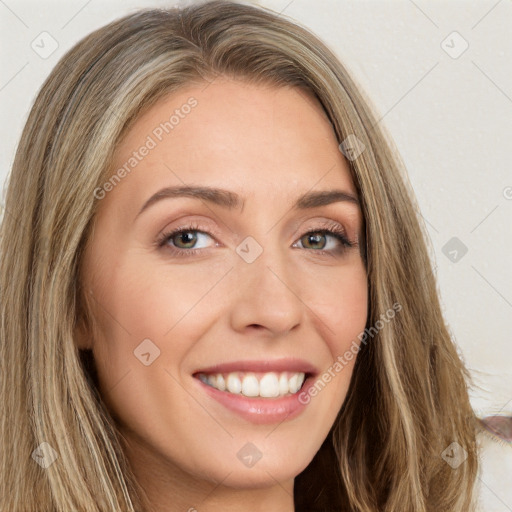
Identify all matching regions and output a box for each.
[0,1,483,510]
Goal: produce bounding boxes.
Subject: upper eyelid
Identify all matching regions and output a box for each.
[162,220,346,235]
[161,215,352,234]
[152,204,361,236]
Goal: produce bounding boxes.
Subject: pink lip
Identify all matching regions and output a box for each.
[192,371,317,425]
[193,358,319,376]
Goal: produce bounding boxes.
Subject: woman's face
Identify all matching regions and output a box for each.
[79,77,367,504]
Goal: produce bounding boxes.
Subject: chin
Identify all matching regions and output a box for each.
[193,446,314,489]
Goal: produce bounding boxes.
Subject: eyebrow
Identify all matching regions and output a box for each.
[135,185,360,220]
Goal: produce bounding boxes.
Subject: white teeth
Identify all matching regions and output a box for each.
[259,372,280,397]
[279,373,289,395]
[216,374,226,391]
[241,373,259,397]
[226,373,242,394]
[198,371,306,397]
[289,373,300,394]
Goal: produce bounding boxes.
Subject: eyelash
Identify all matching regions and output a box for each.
[155,220,357,258]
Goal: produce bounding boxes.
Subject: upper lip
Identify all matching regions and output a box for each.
[193,358,319,376]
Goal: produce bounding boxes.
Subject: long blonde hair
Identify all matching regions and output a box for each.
[0,1,479,510]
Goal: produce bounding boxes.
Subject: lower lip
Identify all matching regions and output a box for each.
[194,375,315,425]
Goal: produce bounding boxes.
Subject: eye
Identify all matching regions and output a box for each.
[156,220,357,258]
[298,231,344,250]
[156,221,216,257]
[167,230,211,250]
[293,221,355,256]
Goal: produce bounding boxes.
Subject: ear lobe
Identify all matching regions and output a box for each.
[74,312,93,350]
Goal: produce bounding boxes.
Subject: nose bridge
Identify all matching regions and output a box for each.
[229,232,303,334]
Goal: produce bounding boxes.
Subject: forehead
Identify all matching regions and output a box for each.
[101,78,356,216]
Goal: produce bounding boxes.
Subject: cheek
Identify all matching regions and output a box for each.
[92,254,220,343]
[88,255,231,398]
[301,259,368,403]
[304,259,368,352]
[88,265,212,445]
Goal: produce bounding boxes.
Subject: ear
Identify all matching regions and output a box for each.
[74,309,94,350]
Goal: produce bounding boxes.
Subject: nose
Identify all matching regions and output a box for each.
[228,240,303,336]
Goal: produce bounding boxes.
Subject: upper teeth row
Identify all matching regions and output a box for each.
[198,371,306,397]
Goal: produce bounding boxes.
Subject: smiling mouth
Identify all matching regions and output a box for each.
[193,370,312,398]
[192,360,318,424]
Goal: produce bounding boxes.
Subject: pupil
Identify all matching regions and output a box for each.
[177,232,196,247]
[306,232,325,249]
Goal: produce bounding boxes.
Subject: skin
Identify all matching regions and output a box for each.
[76,77,368,512]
